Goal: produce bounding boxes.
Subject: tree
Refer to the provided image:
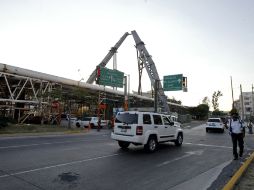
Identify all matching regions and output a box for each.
[229,108,238,116]
[212,110,224,116]
[189,104,209,120]
[167,96,182,105]
[202,96,210,106]
[196,104,209,119]
[212,91,223,111]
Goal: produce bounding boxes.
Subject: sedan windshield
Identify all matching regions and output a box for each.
[115,113,138,124]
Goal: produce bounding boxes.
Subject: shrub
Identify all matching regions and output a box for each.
[0,117,9,128]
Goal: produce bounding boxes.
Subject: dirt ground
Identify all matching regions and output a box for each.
[234,159,254,190]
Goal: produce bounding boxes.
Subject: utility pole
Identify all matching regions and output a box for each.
[230,76,235,109]
[154,79,159,113]
[123,76,128,111]
[252,84,254,117]
[240,84,244,120]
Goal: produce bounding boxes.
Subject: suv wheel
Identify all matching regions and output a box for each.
[118,141,130,149]
[144,137,158,152]
[76,122,80,128]
[174,133,183,146]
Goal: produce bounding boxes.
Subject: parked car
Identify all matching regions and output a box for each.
[206,118,225,133]
[167,115,182,128]
[60,114,77,128]
[111,111,183,152]
[76,117,108,128]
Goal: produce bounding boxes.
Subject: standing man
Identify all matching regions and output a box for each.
[247,120,253,134]
[229,113,245,160]
[97,117,101,132]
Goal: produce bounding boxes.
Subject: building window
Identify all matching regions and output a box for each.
[244,97,250,100]
[246,107,252,112]
[245,102,250,106]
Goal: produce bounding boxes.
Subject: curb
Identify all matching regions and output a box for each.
[222,151,254,190]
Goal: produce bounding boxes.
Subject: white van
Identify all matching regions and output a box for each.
[111,111,183,152]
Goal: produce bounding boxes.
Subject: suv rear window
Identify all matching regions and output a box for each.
[115,113,138,124]
[208,118,220,122]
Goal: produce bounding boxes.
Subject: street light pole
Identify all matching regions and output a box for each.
[230,76,234,109]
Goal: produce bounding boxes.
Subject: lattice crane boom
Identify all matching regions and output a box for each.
[131,30,170,113]
[86,30,170,113]
[86,32,130,84]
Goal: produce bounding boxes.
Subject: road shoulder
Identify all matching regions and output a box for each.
[208,149,254,190]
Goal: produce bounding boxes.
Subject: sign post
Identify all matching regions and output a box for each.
[96,66,124,88]
[163,74,183,91]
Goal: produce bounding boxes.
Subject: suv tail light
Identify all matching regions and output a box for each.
[136,126,143,135]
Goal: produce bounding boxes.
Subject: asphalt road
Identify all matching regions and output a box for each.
[0,124,253,190]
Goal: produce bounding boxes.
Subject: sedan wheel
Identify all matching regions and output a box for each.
[175,133,183,146]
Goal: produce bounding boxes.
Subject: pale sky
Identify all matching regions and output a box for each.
[1,0,254,111]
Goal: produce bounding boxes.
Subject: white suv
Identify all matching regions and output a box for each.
[111,111,183,152]
[206,118,225,133]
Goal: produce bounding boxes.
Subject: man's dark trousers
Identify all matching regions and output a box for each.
[231,133,244,158]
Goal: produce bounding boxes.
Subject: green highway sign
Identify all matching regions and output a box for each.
[97,67,124,88]
[163,74,183,91]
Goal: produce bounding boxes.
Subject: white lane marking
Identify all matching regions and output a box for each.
[0,142,71,149]
[156,154,193,167]
[157,150,204,167]
[185,150,204,155]
[185,142,252,151]
[106,142,116,146]
[0,153,121,178]
[184,142,232,149]
[61,147,82,151]
[0,138,107,149]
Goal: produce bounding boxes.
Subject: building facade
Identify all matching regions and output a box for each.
[238,92,254,120]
